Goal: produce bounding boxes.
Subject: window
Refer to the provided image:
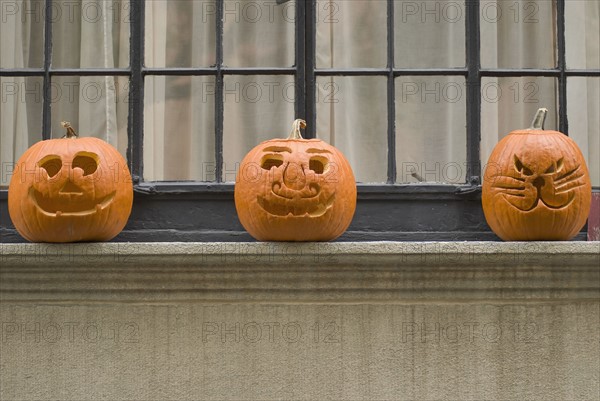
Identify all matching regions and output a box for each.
[1,0,598,241]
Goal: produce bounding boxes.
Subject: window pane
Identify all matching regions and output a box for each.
[223,75,296,183]
[394,0,465,68]
[396,76,466,184]
[145,0,215,68]
[0,77,43,187]
[144,76,215,181]
[566,1,600,69]
[53,0,130,68]
[50,76,129,158]
[0,0,44,68]
[568,77,599,187]
[317,76,387,183]
[316,0,387,68]
[480,0,556,68]
[223,0,295,67]
[480,77,558,177]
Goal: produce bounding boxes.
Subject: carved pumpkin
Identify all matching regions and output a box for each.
[482,108,592,241]
[8,122,133,242]
[235,119,357,241]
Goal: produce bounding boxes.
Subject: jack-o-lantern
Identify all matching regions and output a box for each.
[235,119,357,241]
[482,108,592,241]
[8,122,133,242]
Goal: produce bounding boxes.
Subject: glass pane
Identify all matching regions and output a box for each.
[317,76,387,183]
[50,76,129,158]
[480,0,556,68]
[53,0,130,68]
[0,0,44,68]
[568,77,599,187]
[316,0,387,68]
[394,0,465,68]
[396,76,467,184]
[223,0,295,67]
[223,75,295,183]
[480,77,558,177]
[145,0,215,68]
[144,76,215,181]
[566,1,600,69]
[0,77,43,187]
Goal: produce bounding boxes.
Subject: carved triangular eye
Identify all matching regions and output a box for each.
[544,157,564,174]
[514,155,533,176]
[556,157,564,173]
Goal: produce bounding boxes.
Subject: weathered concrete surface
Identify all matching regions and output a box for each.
[1,242,599,400]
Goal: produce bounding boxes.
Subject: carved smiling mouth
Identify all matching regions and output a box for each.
[29,188,116,217]
[257,193,335,217]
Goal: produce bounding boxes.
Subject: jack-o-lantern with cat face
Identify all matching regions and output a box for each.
[482,108,591,241]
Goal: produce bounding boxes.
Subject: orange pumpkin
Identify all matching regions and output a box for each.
[482,108,592,241]
[8,122,133,242]
[235,119,357,241]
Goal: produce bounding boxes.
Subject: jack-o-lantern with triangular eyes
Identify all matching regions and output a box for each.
[8,122,133,242]
[235,119,357,241]
[482,108,592,241]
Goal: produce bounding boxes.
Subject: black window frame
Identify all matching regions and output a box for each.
[1,0,598,242]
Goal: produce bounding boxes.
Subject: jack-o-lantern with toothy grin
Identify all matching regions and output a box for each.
[235,119,357,241]
[8,122,133,242]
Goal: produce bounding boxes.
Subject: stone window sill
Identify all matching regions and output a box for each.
[1,241,598,303]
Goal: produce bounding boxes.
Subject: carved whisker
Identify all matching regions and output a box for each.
[554,165,580,182]
[555,180,586,193]
[502,191,526,198]
[491,175,526,187]
[494,185,526,191]
[554,172,584,186]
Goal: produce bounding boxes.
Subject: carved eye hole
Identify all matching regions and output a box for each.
[514,155,533,176]
[309,156,329,174]
[545,157,563,174]
[38,155,62,178]
[260,154,284,170]
[72,152,99,176]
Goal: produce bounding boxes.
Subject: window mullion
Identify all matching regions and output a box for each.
[128,0,144,184]
[465,0,481,185]
[303,0,317,139]
[42,0,54,140]
[556,0,568,134]
[295,0,306,121]
[387,0,396,184]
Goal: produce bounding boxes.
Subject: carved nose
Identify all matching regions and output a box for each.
[533,176,545,190]
[60,180,83,195]
[283,163,306,190]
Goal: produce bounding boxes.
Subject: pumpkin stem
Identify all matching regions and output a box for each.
[288,119,307,139]
[61,121,78,138]
[529,108,548,130]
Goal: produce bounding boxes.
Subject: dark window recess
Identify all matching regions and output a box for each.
[0,0,596,242]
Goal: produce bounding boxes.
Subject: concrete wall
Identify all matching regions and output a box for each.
[1,242,599,401]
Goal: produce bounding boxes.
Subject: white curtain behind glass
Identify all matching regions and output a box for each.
[2,0,599,187]
[0,0,129,187]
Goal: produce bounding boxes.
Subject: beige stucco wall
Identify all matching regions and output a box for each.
[1,242,599,401]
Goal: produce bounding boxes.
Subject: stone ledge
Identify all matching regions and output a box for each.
[1,242,599,302]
